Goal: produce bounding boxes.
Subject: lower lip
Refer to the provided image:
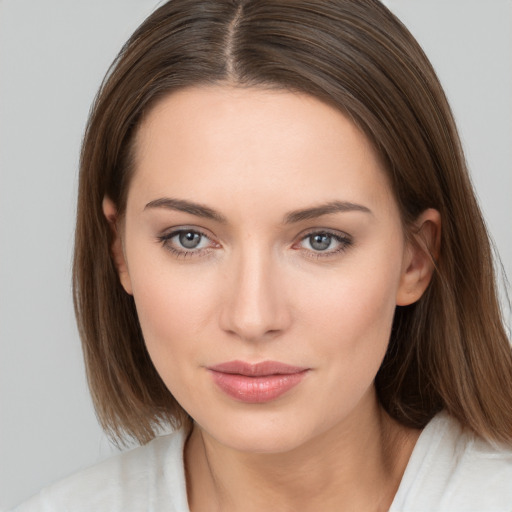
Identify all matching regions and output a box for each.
[209,370,308,403]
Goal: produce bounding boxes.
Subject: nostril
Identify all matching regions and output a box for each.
[219,300,290,342]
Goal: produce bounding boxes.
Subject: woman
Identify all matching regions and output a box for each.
[13,0,512,510]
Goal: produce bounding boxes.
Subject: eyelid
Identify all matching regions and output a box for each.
[157,226,220,258]
[292,228,353,257]
[156,225,353,259]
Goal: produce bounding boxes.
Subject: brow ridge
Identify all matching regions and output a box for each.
[144,197,227,223]
[284,201,372,224]
[144,197,371,224]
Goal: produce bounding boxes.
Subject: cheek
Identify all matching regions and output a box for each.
[128,260,219,384]
[285,264,401,428]
[295,250,403,375]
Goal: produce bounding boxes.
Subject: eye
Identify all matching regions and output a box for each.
[157,228,215,257]
[176,231,204,249]
[296,230,352,256]
[307,233,334,251]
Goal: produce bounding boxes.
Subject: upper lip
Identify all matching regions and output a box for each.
[208,360,308,377]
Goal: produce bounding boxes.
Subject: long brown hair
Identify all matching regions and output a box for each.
[73,0,512,445]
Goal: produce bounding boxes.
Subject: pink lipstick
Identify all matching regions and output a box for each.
[207,360,309,403]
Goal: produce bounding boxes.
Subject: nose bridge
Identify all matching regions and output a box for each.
[221,240,289,341]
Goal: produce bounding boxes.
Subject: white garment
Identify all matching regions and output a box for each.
[12,412,512,511]
[390,412,512,511]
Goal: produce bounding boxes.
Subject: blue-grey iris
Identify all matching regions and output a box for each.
[179,231,201,249]
[310,234,331,251]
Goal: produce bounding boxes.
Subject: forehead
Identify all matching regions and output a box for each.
[129,85,395,216]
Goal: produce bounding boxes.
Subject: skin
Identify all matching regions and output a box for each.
[104,85,440,511]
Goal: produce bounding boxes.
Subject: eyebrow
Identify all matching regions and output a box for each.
[144,197,228,223]
[144,197,372,224]
[284,201,372,224]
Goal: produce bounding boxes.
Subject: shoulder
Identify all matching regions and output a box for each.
[11,428,190,512]
[391,411,512,512]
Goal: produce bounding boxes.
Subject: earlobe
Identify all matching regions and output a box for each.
[102,196,133,295]
[396,208,441,306]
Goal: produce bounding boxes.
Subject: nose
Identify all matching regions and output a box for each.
[219,245,292,342]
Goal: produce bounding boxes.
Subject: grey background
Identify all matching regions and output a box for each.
[1,1,510,509]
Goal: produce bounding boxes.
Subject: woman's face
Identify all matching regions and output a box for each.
[110,85,425,453]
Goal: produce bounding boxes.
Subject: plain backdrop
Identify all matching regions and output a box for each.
[1,1,511,509]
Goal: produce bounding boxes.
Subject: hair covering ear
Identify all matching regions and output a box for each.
[396,208,441,306]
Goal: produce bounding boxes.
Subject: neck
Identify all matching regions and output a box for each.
[185,391,419,512]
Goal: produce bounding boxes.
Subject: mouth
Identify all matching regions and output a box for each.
[207,360,310,404]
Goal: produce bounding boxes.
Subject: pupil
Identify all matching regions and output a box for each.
[179,231,201,249]
[310,234,331,251]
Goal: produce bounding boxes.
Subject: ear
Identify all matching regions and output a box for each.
[102,196,133,295]
[396,208,441,306]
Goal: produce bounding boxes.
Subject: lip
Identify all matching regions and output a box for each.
[207,360,309,404]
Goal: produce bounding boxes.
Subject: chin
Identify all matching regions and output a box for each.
[216,429,310,455]
[194,407,327,455]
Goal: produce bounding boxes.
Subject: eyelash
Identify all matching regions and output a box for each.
[157,228,353,259]
[294,229,353,259]
[157,228,215,258]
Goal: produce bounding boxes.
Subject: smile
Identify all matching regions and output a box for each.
[207,360,310,404]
